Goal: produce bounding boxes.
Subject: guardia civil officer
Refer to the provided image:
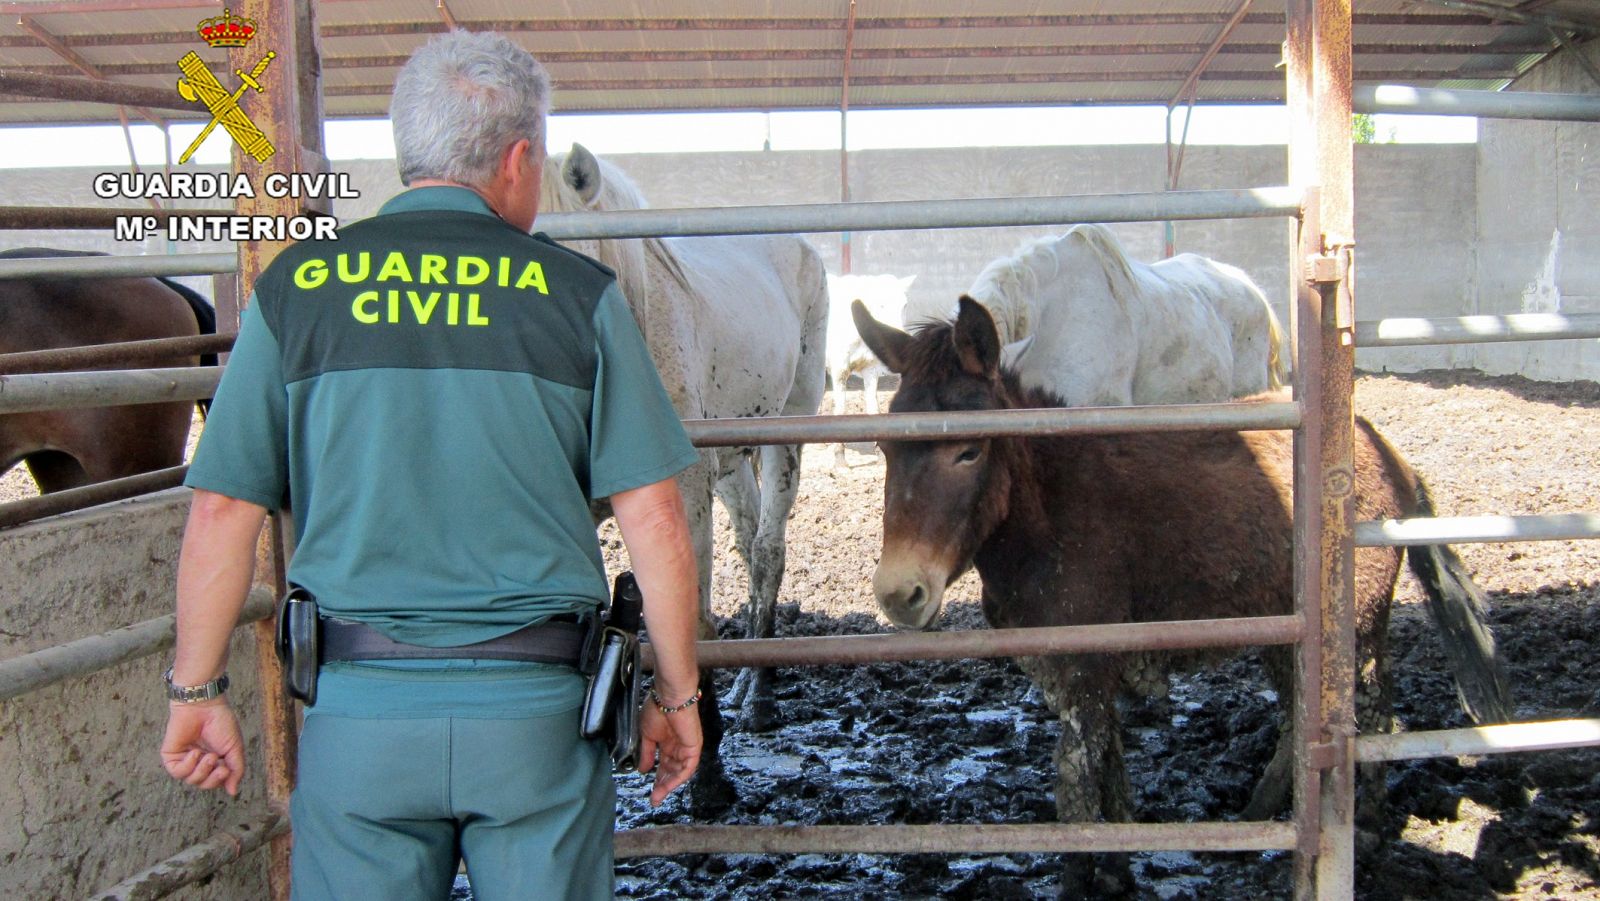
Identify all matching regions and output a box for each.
[159,31,703,900]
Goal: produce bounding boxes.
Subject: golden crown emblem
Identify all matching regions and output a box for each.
[196,8,257,48]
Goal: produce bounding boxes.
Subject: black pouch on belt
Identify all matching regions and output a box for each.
[580,572,644,771]
[274,585,321,706]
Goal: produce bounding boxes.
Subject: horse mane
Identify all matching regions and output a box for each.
[540,151,652,312]
[965,224,1140,346]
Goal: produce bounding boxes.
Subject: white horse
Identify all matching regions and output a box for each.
[966,224,1289,407]
[825,273,913,465]
[540,146,830,779]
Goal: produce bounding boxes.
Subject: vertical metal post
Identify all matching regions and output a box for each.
[1286,1,1357,898]
[228,3,324,898]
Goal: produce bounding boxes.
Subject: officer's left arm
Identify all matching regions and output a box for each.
[161,489,267,796]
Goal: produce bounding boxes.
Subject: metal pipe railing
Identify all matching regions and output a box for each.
[537,186,1305,240]
[1355,312,1600,348]
[89,811,289,901]
[0,252,236,281]
[670,614,1302,670]
[1353,84,1600,123]
[0,468,189,531]
[1355,513,1600,547]
[0,367,221,414]
[615,821,1298,859]
[0,333,235,375]
[1356,718,1600,763]
[0,587,274,704]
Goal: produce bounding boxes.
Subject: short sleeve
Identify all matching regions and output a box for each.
[587,284,698,498]
[184,297,289,509]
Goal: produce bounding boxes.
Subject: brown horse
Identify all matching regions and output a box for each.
[0,248,217,495]
[853,296,1513,897]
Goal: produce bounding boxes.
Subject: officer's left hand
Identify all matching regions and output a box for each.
[161,699,246,797]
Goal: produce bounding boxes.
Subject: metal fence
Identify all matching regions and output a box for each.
[3,21,1600,899]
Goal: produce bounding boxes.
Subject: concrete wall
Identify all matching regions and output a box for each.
[1474,39,1600,384]
[0,492,270,899]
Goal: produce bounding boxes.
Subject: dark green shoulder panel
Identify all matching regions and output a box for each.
[256,212,616,388]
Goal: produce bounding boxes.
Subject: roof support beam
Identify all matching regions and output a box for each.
[436,0,459,31]
[838,0,856,274]
[16,15,168,131]
[1418,0,1600,34]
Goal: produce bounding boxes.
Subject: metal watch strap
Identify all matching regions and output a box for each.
[163,667,229,703]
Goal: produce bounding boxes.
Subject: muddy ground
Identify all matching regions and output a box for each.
[7,370,1595,899]
[603,370,1600,900]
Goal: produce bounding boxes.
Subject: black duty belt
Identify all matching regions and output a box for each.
[321,615,596,666]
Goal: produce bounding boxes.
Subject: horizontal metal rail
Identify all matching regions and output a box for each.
[0,333,235,375]
[1355,312,1600,347]
[1353,84,1600,122]
[1356,513,1600,546]
[89,811,289,901]
[684,400,1301,447]
[1356,718,1600,763]
[0,251,236,281]
[0,68,201,114]
[0,205,225,231]
[537,186,1305,239]
[614,821,1298,859]
[653,614,1302,670]
[0,467,188,531]
[0,366,220,414]
[0,587,273,703]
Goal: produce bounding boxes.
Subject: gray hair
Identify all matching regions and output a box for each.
[391,31,551,188]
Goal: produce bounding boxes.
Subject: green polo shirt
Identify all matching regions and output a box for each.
[187,187,697,660]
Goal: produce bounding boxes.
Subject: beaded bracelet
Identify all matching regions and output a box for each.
[648,686,702,715]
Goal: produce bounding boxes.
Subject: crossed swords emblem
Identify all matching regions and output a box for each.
[175,50,276,164]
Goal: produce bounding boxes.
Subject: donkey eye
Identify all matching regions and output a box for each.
[955,446,982,465]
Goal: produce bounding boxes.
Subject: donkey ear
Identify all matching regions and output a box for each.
[853,298,912,374]
[563,143,604,205]
[953,296,1002,378]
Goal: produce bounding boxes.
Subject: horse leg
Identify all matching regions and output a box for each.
[735,441,803,732]
[1047,665,1135,899]
[714,455,761,711]
[831,368,849,468]
[23,450,92,494]
[1354,604,1395,830]
[679,459,738,817]
[1244,646,1295,820]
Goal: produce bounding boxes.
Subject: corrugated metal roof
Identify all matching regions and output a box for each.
[0,0,1594,125]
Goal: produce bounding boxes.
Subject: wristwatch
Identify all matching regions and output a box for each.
[163,667,229,703]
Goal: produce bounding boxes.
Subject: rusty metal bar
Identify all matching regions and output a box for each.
[0,587,273,704]
[1356,312,1600,346]
[1169,0,1253,108]
[615,821,1298,859]
[88,811,289,901]
[232,4,319,894]
[1356,719,1600,763]
[1355,513,1600,546]
[0,334,233,375]
[0,466,187,530]
[0,69,199,113]
[0,367,218,414]
[0,252,236,281]
[656,615,1303,671]
[0,206,225,230]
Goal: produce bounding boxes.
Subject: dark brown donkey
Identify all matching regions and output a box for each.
[1,248,217,494]
[854,296,1513,897]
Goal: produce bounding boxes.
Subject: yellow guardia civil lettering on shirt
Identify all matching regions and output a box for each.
[289,252,550,327]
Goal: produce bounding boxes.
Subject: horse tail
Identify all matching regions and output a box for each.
[157,277,218,417]
[1366,422,1514,724]
[1263,299,1292,390]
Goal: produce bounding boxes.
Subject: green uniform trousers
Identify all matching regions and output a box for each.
[288,666,615,901]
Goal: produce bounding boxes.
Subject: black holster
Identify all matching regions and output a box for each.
[580,572,644,771]
[274,585,321,706]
